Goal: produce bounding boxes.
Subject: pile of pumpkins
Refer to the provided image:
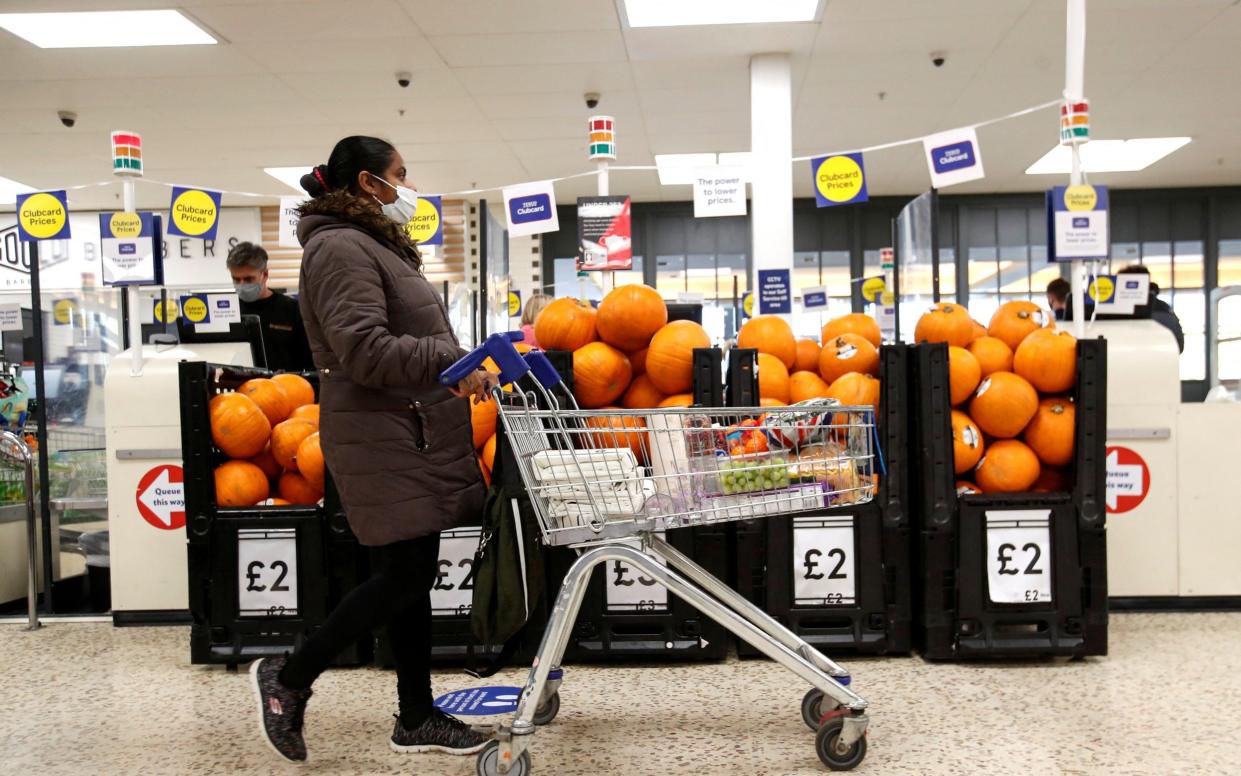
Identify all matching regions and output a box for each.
[914,300,1078,495]
[207,373,325,507]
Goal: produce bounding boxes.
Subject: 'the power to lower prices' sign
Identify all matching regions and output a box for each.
[1048,184,1109,262]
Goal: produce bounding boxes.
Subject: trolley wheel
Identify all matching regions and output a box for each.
[814,718,867,772]
[532,691,560,726]
[476,740,532,776]
[801,689,840,731]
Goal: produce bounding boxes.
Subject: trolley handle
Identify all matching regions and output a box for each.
[439,331,528,387]
[523,350,564,390]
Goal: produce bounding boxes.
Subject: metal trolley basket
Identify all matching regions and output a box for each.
[443,334,878,774]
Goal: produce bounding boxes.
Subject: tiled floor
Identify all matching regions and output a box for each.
[1,612,1238,775]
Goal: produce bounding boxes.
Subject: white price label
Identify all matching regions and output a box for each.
[238,528,299,617]
[605,535,667,612]
[793,515,856,606]
[985,510,1053,604]
[431,527,480,616]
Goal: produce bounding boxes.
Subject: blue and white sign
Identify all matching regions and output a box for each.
[434,686,522,717]
[757,268,792,315]
[503,180,559,237]
[1047,184,1109,262]
[922,127,986,188]
[99,212,162,286]
[802,285,828,310]
[179,292,241,333]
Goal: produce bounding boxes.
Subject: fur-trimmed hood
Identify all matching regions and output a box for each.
[296,191,421,266]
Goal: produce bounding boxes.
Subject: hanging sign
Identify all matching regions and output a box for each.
[237,527,299,617]
[1106,446,1150,514]
[1047,184,1109,262]
[861,276,887,303]
[167,186,222,240]
[811,153,868,208]
[802,285,828,310]
[741,291,754,319]
[52,298,77,326]
[0,304,21,332]
[507,290,522,318]
[984,509,1053,604]
[135,464,186,531]
[577,196,632,270]
[405,195,443,245]
[503,180,559,238]
[99,211,162,286]
[693,168,747,217]
[922,127,985,188]
[15,190,71,242]
[277,197,304,249]
[757,269,792,315]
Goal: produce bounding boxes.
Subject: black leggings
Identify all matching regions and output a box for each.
[280,532,442,728]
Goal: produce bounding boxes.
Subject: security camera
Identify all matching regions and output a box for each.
[584,92,600,110]
[396,72,412,88]
[57,110,77,128]
[930,52,946,68]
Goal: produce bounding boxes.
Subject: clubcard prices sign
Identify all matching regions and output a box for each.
[99,211,162,286]
[811,153,868,207]
[1047,184,1109,262]
[923,128,985,188]
[577,196,632,271]
[15,190,71,242]
[167,186,223,240]
[503,180,559,238]
[405,195,443,245]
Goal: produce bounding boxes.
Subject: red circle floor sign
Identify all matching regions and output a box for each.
[1105,446,1150,514]
[136,464,186,530]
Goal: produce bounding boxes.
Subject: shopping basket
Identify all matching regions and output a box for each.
[441,332,876,773]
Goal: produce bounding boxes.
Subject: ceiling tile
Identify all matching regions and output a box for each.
[427,31,628,67]
[399,0,619,35]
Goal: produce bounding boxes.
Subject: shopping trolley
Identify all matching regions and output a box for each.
[442,333,878,774]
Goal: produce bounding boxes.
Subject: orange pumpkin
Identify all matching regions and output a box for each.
[596,284,667,352]
[573,341,633,409]
[279,470,324,505]
[760,398,787,407]
[819,333,879,384]
[914,303,974,347]
[629,347,648,376]
[585,411,647,462]
[951,410,985,474]
[826,372,880,412]
[270,418,318,471]
[756,353,791,404]
[295,432,324,489]
[478,455,491,487]
[975,439,1041,493]
[1014,329,1077,393]
[956,480,981,497]
[948,346,982,406]
[621,374,666,409]
[822,313,881,348]
[988,300,1053,351]
[645,320,711,395]
[1033,466,1072,493]
[290,404,320,427]
[658,393,695,408]
[209,393,271,459]
[795,339,821,373]
[470,395,498,449]
[1023,397,1076,467]
[247,443,282,481]
[738,315,798,369]
[534,297,597,351]
[271,373,316,410]
[971,320,987,342]
[969,371,1038,439]
[214,460,270,507]
[967,336,1013,379]
[482,433,497,471]
[789,371,831,403]
[238,378,292,425]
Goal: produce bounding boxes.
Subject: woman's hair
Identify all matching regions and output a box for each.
[522,293,553,326]
[300,136,396,199]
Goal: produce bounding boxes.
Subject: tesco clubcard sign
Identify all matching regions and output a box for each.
[922,127,986,188]
[503,180,559,237]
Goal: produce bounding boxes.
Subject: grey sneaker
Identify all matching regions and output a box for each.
[250,656,312,763]
[389,710,490,755]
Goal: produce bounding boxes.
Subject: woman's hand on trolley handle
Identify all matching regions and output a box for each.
[450,369,500,402]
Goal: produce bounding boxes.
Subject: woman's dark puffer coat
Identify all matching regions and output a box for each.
[296,192,484,545]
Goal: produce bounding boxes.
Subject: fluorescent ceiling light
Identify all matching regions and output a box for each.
[263,167,312,194]
[655,153,752,186]
[0,10,215,48]
[624,0,820,28]
[0,174,34,206]
[1024,137,1191,175]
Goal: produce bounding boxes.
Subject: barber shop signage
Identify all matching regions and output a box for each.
[503,180,559,238]
[167,186,222,240]
[922,127,985,188]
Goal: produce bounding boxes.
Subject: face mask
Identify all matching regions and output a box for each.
[235,283,262,303]
[369,174,418,225]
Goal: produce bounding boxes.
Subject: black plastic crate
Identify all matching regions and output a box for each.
[734,344,913,656]
[911,340,1107,659]
[180,361,370,667]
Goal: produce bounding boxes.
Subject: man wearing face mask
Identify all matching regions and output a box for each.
[225,242,315,371]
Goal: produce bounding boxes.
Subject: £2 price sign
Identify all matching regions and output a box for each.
[793,515,856,606]
[605,536,667,612]
[985,510,1053,604]
[238,528,298,618]
[431,527,480,616]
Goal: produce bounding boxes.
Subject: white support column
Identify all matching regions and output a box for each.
[1065,0,1088,337]
[749,53,794,314]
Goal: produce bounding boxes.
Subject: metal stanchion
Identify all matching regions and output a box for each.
[1,431,39,630]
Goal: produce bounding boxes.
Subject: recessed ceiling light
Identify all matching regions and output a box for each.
[623,0,821,28]
[263,167,312,194]
[1024,137,1191,175]
[656,153,752,185]
[0,10,216,49]
[0,174,34,206]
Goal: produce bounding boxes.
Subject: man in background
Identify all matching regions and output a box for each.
[1118,264,1185,353]
[226,242,315,371]
[1046,277,1070,319]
